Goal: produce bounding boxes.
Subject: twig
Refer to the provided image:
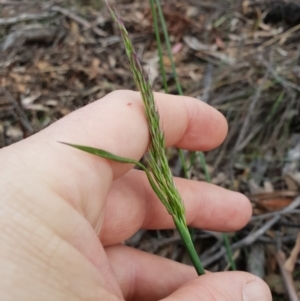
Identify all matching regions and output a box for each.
[201,215,280,267]
[259,57,300,93]
[1,26,58,51]
[234,215,280,248]
[0,0,34,4]
[285,232,300,272]
[233,66,269,153]
[241,23,300,58]
[0,12,55,25]
[236,124,263,152]
[276,250,299,301]
[247,244,265,278]
[200,239,224,261]
[201,63,213,103]
[1,88,34,135]
[50,5,107,37]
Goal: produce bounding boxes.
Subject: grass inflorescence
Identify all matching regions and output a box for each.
[62,1,205,275]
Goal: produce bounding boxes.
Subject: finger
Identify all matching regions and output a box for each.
[44,90,227,178]
[101,169,251,245]
[163,271,272,301]
[1,90,227,228]
[106,245,272,301]
[105,244,197,301]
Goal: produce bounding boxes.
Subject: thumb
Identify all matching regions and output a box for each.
[162,271,272,301]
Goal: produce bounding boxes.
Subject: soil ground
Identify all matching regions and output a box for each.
[1,0,300,299]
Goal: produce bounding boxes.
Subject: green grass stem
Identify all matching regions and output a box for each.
[154,0,183,95]
[198,150,236,270]
[150,0,168,93]
[223,232,237,271]
[198,152,211,182]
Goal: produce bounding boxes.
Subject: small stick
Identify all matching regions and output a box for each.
[0,12,54,25]
[201,215,280,267]
[276,250,299,301]
[0,0,34,4]
[241,23,300,58]
[201,63,214,103]
[233,65,269,153]
[50,6,107,37]
[259,58,300,93]
[1,88,34,135]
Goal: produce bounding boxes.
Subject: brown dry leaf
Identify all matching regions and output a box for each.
[242,1,252,16]
[108,55,116,68]
[21,93,41,106]
[16,84,27,94]
[6,126,23,141]
[59,108,71,116]
[263,180,274,193]
[45,99,58,107]
[265,245,278,274]
[162,53,183,67]
[172,42,183,55]
[162,56,171,67]
[36,61,51,72]
[215,36,225,49]
[24,104,49,112]
[284,232,300,273]
[251,191,298,212]
[88,58,101,80]
[9,72,32,83]
[70,20,79,35]
[260,198,293,211]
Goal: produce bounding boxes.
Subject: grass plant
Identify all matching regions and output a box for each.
[62,2,205,276]
[150,0,236,270]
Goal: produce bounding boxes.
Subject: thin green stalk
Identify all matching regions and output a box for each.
[198,152,211,182]
[150,0,168,93]
[155,0,183,95]
[265,91,284,123]
[198,150,236,271]
[187,151,197,172]
[174,216,205,275]
[223,232,237,271]
[178,149,189,179]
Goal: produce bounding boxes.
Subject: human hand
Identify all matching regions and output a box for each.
[0,90,271,301]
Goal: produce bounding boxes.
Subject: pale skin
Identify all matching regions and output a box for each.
[0,90,272,301]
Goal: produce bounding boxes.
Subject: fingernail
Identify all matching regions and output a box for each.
[243,279,271,301]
